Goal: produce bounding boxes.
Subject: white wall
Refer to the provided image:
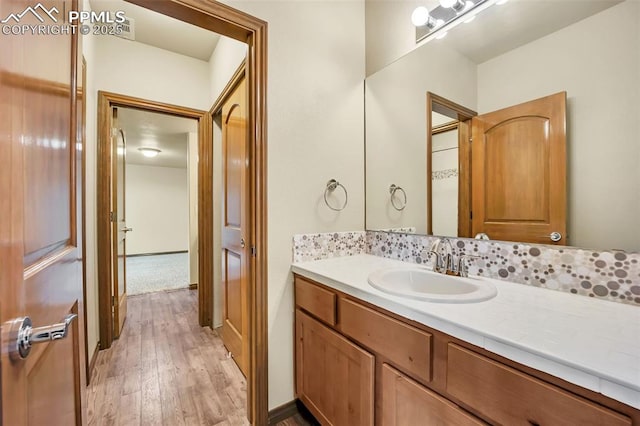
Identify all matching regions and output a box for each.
[92,35,211,110]
[365,0,425,75]
[432,129,458,236]
[188,132,199,286]
[125,164,189,255]
[81,4,100,357]
[216,0,366,409]
[365,40,476,234]
[477,1,640,251]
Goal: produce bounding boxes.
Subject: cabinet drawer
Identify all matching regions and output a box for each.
[295,276,336,326]
[339,298,432,383]
[382,363,485,426]
[446,344,631,426]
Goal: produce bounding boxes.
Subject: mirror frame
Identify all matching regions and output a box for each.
[426,92,476,237]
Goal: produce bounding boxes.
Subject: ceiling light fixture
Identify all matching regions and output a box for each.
[138,147,161,158]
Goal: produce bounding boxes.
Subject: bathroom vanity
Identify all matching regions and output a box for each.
[292,255,640,425]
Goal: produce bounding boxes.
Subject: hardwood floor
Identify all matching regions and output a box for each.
[88,288,315,426]
[88,289,249,425]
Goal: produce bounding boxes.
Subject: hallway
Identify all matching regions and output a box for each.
[88,289,248,425]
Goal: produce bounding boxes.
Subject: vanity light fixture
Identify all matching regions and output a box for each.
[411,6,438,28]
[439,0,467,13]
[138,147,161,158]
[413,0,494,44]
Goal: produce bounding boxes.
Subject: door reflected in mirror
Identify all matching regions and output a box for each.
[427,92,568,245]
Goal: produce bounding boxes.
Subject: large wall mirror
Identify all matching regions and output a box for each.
[365,0,639,252]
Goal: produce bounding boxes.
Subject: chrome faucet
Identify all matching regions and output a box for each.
[427,238,479,277]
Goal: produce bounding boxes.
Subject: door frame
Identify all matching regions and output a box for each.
[97,93,211,340]
[96,2,268,424]
[426,92,477,237]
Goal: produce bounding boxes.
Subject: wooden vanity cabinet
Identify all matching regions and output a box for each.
[293,275,638,426]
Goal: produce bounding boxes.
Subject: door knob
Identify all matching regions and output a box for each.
[549,232,562,242]
[9,314,78,360]
[121,227,133,233]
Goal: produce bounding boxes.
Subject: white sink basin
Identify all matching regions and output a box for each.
[367,267,497,303]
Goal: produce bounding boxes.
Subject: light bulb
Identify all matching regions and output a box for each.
[138,147,161,158]
[411,6,430,26]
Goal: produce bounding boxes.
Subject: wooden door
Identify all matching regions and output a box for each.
[381,364,484,426]
[112,108,128,338]
[0,0,87,424]
[295,309,375,425]
[471,92,566,244]
[220,77,249,376]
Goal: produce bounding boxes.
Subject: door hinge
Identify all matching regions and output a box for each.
[469,137,473,143]
[111,295,115,306]
[470,211,473,220]
[251,246,257,257]
[109,211,116,222]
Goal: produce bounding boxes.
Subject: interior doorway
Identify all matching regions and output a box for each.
[97,92,211,343]
[94,0,268,422]
[118,107,199,297]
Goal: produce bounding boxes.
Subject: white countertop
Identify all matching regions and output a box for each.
[292,254,640,409]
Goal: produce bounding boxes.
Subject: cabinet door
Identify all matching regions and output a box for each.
[381,364,485,426]
[296,309,374,425]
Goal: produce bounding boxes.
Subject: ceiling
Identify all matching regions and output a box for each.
[90,0,220,61]
[118,107,198,169]
[428,0,622,64]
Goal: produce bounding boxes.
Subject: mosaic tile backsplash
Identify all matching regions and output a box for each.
[292,231,366,263]
[292,230,640,306]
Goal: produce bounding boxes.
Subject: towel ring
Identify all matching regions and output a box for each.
[324,179,348,211]
[389,184,407,211]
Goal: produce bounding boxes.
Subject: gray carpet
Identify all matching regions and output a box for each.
[126,252,189,295]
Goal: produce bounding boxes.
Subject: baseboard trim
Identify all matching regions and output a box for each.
[127,250,188,258]
[87,342,99,385]
[189,283,198,290]
[268,400,299,425]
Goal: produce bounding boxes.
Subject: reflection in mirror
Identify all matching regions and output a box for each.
[365,0,639,251]
[427,94,475,239]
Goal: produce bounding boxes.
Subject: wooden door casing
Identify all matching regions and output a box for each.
[220,76,249,376]
[471,92,567,244]
[111,109,127,338]
[0,0,87,424]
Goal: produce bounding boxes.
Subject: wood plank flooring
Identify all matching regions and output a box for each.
[88,289,249,425]
[88,289,313,426]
